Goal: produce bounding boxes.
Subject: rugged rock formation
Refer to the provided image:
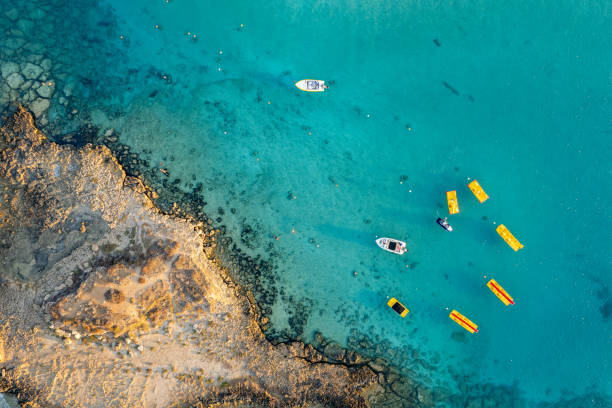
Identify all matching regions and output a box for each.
[0,108,378,407]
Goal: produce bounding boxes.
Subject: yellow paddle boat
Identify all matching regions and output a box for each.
[449,310,478,333]
[487,279,515,305]
[496,224,524,251]
[468,180,489,203]
[387,297,409,317]
[446,191,459,214]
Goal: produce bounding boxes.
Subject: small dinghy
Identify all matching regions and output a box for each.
[295,79,327,92]
[376,237,408,254]
[437,217,453,232]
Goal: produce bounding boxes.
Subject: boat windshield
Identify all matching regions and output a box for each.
[388,241,397,251]
[307,81,319,90]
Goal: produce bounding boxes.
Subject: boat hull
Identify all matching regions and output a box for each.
[376,237,407,254]
[437,218,453,231]
[295,79,326,92]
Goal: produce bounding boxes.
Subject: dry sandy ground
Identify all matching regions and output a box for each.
[0,108,381,408]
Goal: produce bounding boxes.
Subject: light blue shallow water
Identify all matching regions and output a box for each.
[40,0,612,403]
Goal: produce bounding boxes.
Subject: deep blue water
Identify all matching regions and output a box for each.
[3,0,612,405]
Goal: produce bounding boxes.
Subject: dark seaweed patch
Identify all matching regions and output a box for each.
[442,81,460,96]
[240,224,258,249]
[600,300,611,320]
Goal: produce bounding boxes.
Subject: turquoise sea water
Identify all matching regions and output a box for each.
[4,0,611,405]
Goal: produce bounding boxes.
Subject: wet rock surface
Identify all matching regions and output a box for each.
[0,109,378,408]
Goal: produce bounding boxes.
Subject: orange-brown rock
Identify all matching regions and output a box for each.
[0,109,379,408]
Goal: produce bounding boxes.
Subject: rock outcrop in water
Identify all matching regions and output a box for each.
[0,108,378,407]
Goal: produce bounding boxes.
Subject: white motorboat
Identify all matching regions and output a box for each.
[437,217,453,232]
[376,237,408,255]
[295,79,327,92]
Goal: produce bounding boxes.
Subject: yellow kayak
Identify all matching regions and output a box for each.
[487,279,515,305]
[446,190,459,214]
[496,224,524,251]
[449,310,478,333]
[468,180,489,203]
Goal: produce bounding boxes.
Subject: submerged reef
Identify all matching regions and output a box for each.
[0,109,380,407]
[0,1,112,131]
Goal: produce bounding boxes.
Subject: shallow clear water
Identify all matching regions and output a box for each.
[5,0,612,404]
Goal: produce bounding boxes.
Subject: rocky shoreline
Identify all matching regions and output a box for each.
[1,107,609,407]
[0,108,388,407]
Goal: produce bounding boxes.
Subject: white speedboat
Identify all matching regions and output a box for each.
[376,237,408,255]
[295,79,327,92]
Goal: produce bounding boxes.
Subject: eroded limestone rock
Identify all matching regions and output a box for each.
[22,62,43,80]
[29,97,49,117]
[1,62,18,79]
[0,109,377,408]
[5,72,23,89]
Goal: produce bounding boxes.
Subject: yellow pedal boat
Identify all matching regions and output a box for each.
[487,279,515,305]
[449,310,478,333]
[468,180,489,203]
[446,190,459,214]
[496,224,524,251]
[387,297,409,317]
